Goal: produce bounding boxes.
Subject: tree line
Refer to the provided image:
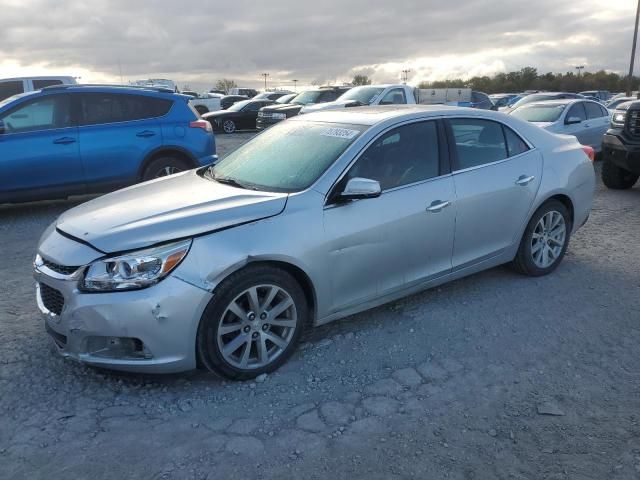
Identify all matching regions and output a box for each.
[417,67,640,94]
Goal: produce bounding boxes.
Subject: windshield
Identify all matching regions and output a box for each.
[289,90,323,105]
[253,93,271,100]
[510,94,560,109]
[276,94,297,104]
[511,104,565,122]
[210,121,366,192]
[227,100,252,112]
[338,87,385,104]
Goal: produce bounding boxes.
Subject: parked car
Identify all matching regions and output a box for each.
[489,93,519,109]
[34,106,595,378]
[506,92,585,112]
[579,90,611,102]
[229,88,258,98]
[510,99,610,151]
[220,95,249,110]
[0,85,216,203]
[253,91,293,101]
[300,84,417,114]
[209,89,226,95]
[601,100,640,189]
[606,97,635,110]
[0,76,77,101]
[202,99,274,133]
[188,92,224,115]
[256,86,351,129]
[415,88,494,109]
[131,79,178,92]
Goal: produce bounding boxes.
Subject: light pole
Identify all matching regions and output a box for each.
[261,73,270,91]
[627,0,640,96]
[575,65,585,77]
[402,69,411,84]
[292,79,298,91]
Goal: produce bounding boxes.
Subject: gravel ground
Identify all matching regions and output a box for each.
[1,135,639,479]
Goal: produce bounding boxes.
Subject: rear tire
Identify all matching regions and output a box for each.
[512,200,571,277]
[602,157,638,189]
[142,156,191,181]
[196,265,307,380]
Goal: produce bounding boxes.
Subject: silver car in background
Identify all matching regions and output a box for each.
[34,106,595,379]
[510,99,610,152]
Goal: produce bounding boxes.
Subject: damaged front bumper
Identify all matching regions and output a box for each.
[34,268,212,374]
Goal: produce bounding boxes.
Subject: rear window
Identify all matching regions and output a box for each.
[32,79,63,89]
[80,93,172,125]
[0,81,24,101]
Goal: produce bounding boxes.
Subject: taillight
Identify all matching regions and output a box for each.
[190,120,212,132]
[581,145,595,162]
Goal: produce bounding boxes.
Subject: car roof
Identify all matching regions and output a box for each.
[39,84,180,97]
[291,104,468,126]
[522,98,600,108]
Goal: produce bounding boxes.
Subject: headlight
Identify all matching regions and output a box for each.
[612,111,626,126]
[80,239,191,292]
[272,113,287,120]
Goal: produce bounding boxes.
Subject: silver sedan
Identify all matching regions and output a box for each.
[34,106,595,379]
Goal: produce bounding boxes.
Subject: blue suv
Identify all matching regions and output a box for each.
[0,85,216,203]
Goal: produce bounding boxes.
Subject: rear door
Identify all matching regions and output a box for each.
[447,118,542,268]
[584,101,610,149]
[77,92,165,190]
[0,93,84,201]
[563,102,590,146]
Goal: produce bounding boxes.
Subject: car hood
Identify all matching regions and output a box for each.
[56,170,288,253]
[530,121,556,129]
[300,100,358,114]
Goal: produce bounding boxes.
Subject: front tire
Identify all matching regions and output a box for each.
[197,265,307,380]
[142,156,191,181]
[222,120,236,134]
[602,157,638,189]
[512,200,571,277]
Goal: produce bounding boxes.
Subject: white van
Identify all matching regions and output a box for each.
[0,76,77,101]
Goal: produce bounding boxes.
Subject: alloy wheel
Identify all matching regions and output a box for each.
[223,120,236,133]
[155,166,180,178]
[531,210,566,269]
[216,284,297,369]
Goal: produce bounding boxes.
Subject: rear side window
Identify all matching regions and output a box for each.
[80,93,172,125]
[503,126,529,157]
[450,119,507,170]
[32,79,63,89]
[566,103,587,123]
[0,81,24,101]
[585,102,607,119]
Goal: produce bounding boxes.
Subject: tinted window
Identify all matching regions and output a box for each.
[0,94,71,133]
[347,121,440,191]
[379,88,406,105]
[504,126,529,157]
[32,79,63,89]
[318,90,342,102]
[80,93,171,125]
[585,102,606,119]
[0,81,24,101]
[450,119,507,170]
[242,102,264,112]
[566,103,587,122]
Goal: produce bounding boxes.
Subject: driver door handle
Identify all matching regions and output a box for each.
[136,130,156,138]
[426,200,451,213]
[53,137,76,145]
[515,175,535,186]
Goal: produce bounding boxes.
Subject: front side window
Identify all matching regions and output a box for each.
[450,119,507,170]
[566,103,587,123]
[80,93,171,125]
[318,90,342,102]
[32,79,63,90]
[211,121,366,192]
[339,87,385,104]
[0,81,24,101]
[0,94,71,133]
[345,121,440,191]
[379,88,407,105]
[585,102,606,119]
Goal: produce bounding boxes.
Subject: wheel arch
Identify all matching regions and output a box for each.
[137,146,199,180]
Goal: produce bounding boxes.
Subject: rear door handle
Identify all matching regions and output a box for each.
[136,130,156,138]
[515,175,535,186]
[426,200,451,213]
[53,137,76,145]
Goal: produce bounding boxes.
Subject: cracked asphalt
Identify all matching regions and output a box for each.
[1,133,639,479]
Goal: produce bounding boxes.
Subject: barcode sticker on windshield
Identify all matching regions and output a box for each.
[322,128,359,139]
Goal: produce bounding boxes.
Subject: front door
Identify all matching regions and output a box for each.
[323,120,456,312]
[447,118,542,268]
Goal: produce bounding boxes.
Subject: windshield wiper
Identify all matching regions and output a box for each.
[211,172,259,191]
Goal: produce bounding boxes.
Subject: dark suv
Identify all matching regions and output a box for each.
[0,85,216,203]
[601,100,640,189]
[256,86,351,129]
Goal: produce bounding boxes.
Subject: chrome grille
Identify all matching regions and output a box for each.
[41,258,79,276]
[627,110,640,137]
[39,283,64,316]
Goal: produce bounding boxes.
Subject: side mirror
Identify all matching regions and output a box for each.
[0,120,5,135]
[340,177,381,200]
[565,116,582,125]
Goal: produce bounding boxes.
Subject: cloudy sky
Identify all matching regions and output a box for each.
[0,0,636,91]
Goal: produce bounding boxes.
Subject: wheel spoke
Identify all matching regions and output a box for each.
[219,323,243,335]
[263,331,288,349]
[246,287,260,313]
[531,241,543,254]
[239,340,252,367]
[541,246,549,267]
[258,334,269,365]
[268,298,293,319]
[223,333,248,355]
[548,237,563,246]
[227,300,247,320]
[261,286,279,311]
[268,318,296,328]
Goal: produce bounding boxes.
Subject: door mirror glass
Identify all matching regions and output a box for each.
[565,116,582,125]
[340,177,381,200]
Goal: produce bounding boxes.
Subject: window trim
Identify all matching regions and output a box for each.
[0,93,77,135]
[444,117,535,174]
[324,117,450,207]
